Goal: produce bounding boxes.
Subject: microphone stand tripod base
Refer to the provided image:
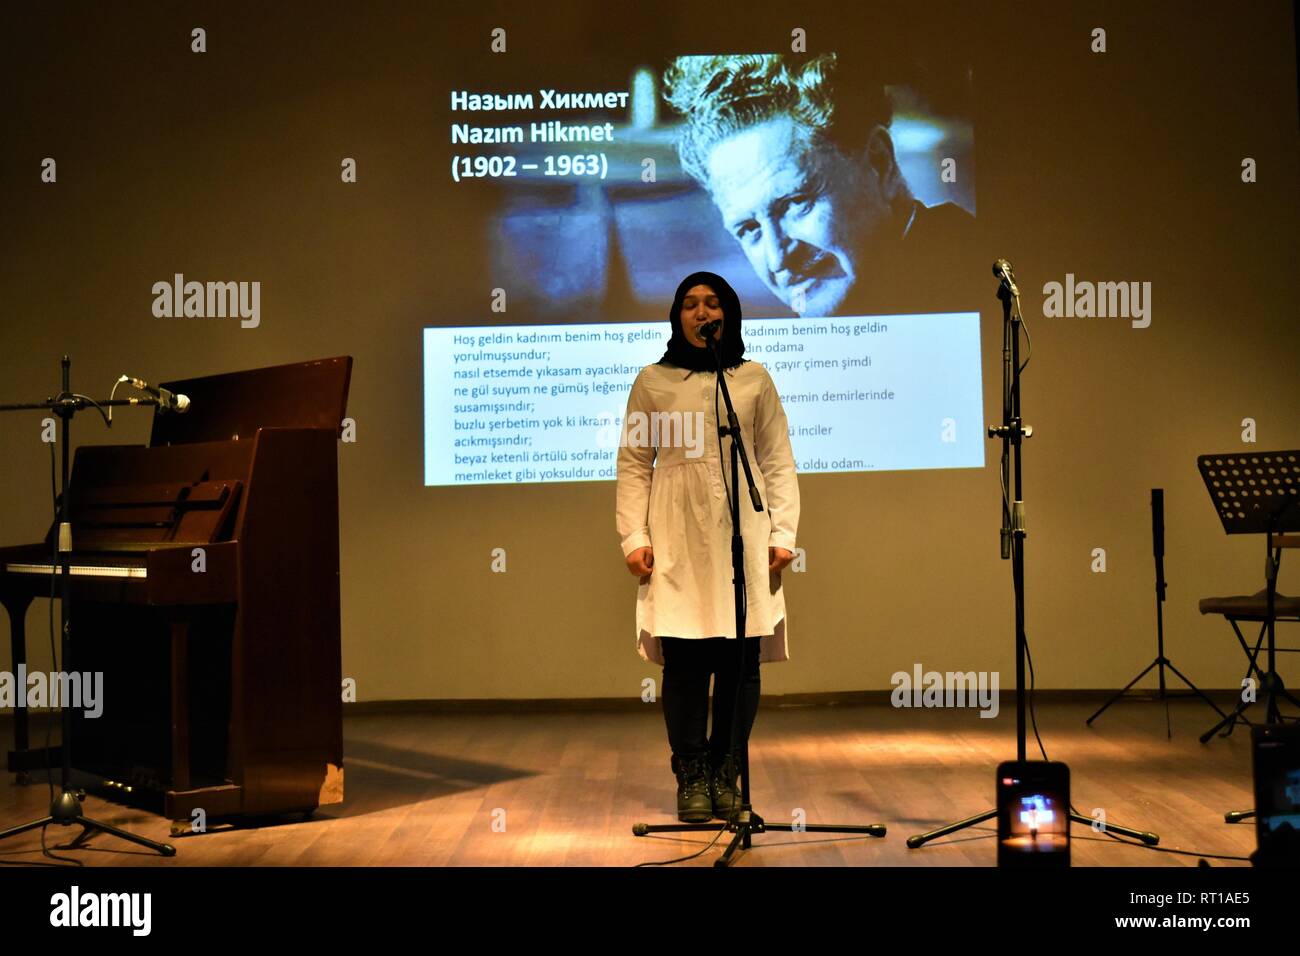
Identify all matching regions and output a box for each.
[52,790,81,821]
[0,788,177,856]
[632,805,887,867]
[906,808,1157,849]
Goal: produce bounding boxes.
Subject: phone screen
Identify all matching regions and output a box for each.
[1253,725,1300,864]
[997,761,1070,867]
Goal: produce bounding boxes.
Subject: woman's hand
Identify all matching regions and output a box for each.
[626,546,654,577]
[769,546,794,574]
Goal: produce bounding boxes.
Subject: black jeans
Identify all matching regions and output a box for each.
[660,636,761,764]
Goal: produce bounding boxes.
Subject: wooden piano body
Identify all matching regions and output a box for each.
[0,356,351,823]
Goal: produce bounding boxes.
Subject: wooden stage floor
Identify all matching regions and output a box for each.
[0,697,1262,867]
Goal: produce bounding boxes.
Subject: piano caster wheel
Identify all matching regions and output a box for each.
[14,772,32,786]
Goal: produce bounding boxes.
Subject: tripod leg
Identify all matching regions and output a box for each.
[0,816,55,843]
[1162,662,1229,719]
[907,808,996,848]
[1230,620,1265,683]
[1086,660,1158,725]
[762,822,888,836]
[63,823,96,850]
[80,817,176,856]
[715,821,749,867]
[1200,695,1251,744]
[1069,810,1158,845]
[1225,809,1255,824]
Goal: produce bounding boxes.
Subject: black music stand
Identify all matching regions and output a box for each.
[631,335,886,866]
[1086,488,1226,735]
[0,356,175,857]
[1195,453,1300,765]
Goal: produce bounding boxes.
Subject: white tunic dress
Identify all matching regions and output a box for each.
[615,360,800,665]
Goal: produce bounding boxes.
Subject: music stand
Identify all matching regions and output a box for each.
[1195,452,1300,760]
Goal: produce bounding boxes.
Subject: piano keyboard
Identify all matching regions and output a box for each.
[3,562,147,579]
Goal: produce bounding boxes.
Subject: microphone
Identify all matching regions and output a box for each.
[697,319,722,341]
[1151,488,1165,560]
[121,375,191,413]
[993,258,1019,297]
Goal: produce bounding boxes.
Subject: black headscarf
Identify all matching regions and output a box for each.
[658,271,747,373]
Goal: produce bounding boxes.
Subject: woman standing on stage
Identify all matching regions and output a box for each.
[616,271,800,822]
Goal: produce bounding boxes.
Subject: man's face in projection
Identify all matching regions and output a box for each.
[705,115,894,316]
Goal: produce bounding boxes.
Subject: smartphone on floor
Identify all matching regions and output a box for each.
[1252,723,1300,865]
[997,760,1070,868]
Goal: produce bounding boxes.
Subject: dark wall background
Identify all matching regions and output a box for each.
[1,0,1297,701]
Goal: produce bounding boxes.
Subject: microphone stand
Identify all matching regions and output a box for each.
[1085,488,1226,735]
[633,329,885,865]
[906,269,1158,851]
[0,355,176,857]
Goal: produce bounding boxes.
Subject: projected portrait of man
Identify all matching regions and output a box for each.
[663,53,975,316]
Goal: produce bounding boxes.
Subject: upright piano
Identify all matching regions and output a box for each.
[0,356,351,826]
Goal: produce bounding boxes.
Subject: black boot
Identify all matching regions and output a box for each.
[671,753,713,823]
[711,752,742,820]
